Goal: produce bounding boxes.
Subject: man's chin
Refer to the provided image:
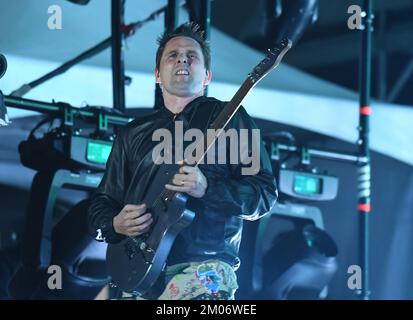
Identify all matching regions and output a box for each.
[176,92,200,98]
[170,87,203,98]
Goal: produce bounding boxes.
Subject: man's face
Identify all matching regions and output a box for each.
[155,36,212,98]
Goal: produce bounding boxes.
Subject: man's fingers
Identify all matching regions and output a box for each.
[172,178,183,186]
[171,173,197,189]
[173,173,187,181]
[127,213,152,226]
[165,184,192,192]
[130,217,153,231]
[179,165,197,174]
[173,173,197,182]
[124,210,143,220]
[129,227,151,237]
[172,177,196,186]
[124,203,146,212]
[123,204,147,218]
[124,203,146,210]
[128,219,153,236]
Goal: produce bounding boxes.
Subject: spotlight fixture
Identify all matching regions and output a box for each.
[0,54,7,79]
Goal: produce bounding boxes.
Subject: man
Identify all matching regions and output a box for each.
[88,22,277,300]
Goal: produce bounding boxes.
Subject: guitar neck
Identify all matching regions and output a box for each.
[195,79,255,165]
[210,80,254,131]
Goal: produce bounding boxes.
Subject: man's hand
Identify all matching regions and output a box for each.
[113,204,153,237]
[165,165,208,198]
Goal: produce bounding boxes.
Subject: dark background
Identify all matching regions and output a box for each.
[212,0,413,107]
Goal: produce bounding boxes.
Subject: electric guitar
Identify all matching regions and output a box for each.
[106,38,292,295]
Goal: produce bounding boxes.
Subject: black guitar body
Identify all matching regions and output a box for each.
[106,164,195,295]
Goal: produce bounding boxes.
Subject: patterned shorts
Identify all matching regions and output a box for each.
[122,259,238,300]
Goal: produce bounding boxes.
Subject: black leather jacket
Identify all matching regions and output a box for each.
[88,96,277,269]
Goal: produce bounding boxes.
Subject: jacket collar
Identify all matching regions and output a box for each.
[158,95,209,119]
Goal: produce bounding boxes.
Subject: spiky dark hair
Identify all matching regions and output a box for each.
[155,22,210,71]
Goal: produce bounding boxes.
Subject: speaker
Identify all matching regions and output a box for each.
[9,199,110,299]
[237,202,338,300]
[261,224,338,299]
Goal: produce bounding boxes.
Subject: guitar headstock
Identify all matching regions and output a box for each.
[248,38,292,85]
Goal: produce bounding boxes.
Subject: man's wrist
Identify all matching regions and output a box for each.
[98,216,124,243]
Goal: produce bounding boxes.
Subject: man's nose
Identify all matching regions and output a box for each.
[177,54,188,64]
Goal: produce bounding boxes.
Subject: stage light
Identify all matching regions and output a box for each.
[0,92,10,127]
[0,55,11,126]
[266,0,318,46]
[0,54,7,79]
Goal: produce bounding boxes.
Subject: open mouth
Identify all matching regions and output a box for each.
[175,69,189,76]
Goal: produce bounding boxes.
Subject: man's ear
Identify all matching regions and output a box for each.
[155,68,161,84]
[203,70,212,86]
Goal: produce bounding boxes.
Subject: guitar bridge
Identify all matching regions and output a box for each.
[125,239,138,260]
[125,237,154,261]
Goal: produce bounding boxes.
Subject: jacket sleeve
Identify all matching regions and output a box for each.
[196,106,278,221]
[87,129,128,243]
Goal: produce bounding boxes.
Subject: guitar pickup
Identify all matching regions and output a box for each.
[125,240,138,260]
